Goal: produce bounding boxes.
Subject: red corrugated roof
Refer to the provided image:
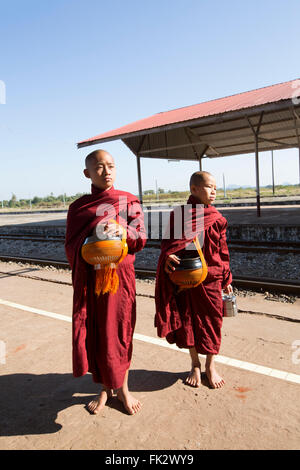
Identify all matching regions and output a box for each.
[77,78,300,146]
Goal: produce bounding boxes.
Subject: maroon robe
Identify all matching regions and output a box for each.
[155,195,232,355]
[65,185,146,388]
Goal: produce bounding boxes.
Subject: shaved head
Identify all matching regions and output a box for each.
[85,149,114,169]
[189,171,213,189]
[189,171,217,205]
[83,149,116,190]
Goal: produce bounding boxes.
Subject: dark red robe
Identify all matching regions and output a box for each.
[65,185,146,388]
[155,195,232,355]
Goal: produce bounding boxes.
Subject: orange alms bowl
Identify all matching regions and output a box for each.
[81,235,126,266]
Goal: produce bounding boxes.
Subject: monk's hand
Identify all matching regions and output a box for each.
[164,254,180,274]
[104,223,124,238]
[94,223,124,239]
[223,284,233,295]
[94,224,106,239]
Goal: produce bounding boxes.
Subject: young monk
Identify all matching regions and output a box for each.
[155,171,232,389]
[65,149,147,414]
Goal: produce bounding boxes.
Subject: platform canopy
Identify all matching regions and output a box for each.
[77,78,300,216]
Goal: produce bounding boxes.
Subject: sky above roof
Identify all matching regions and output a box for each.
[1,0,300,200]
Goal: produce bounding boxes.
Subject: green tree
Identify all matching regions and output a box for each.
[8,193,17,208]
[32,196,42,204]
[143,189,155,195]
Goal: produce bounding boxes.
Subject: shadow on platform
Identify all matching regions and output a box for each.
[0,267,40,280]
[0,369,188,436]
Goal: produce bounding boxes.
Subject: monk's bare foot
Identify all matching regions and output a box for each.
[205,365,225,389]
[87,388,113,414]
[117,389,142,415]
[185,363,201,387]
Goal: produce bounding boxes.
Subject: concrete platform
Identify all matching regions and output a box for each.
[0,205,300,243]
[0,261,300,450]
[0,205,300,227]
[219,205,300,225]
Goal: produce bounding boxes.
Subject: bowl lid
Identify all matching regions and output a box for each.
[83,234,122,245]
[222,294,236,301]
[174,257,202,271]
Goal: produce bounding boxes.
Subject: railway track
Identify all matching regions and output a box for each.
[0,234,65,242]
[0,254,299,296]
[1,233,300,254]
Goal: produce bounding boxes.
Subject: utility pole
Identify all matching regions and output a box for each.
[223,173,226,198]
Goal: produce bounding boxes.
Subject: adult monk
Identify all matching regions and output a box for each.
[65,149,146,414]
[155,171,232,389]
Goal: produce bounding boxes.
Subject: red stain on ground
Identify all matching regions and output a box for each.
[235,387,252,394]
[234,387,252,402]
[12,344,26,353]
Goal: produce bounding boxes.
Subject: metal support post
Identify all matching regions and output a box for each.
[299,147,300,186]
[199,156,203,171]
[136,155,143,204]
[247,112,264,218]
[255,134,261,217]
[271,150,275,195]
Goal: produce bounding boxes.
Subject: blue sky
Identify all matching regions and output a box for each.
[0,0,299,201]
